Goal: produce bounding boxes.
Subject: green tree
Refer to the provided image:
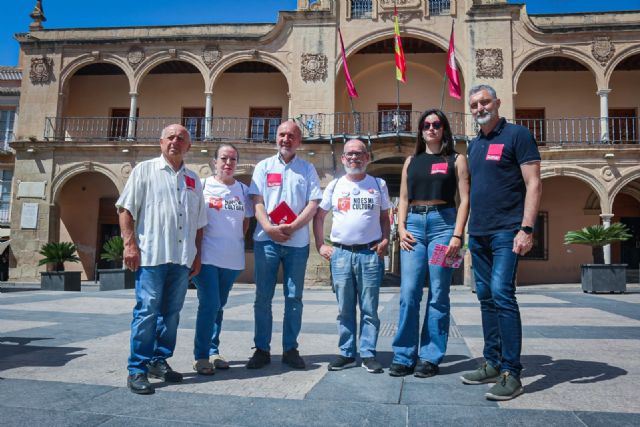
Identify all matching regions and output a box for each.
[38,242,81,271]
[100,236,124,265]
[564,223,632,264]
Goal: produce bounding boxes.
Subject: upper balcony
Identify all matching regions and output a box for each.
[42,112,639,147]
[348,0,453,20]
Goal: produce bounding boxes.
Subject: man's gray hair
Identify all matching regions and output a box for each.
[343,138,367,153]
[469,84,497,100]
[160,124,191,140]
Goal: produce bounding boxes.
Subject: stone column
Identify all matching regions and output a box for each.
[204,92,213,140]
[600,213,614,264]
[597,89,611,143]
[127,93,138,140]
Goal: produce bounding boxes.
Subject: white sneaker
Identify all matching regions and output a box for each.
[209,354,230,370]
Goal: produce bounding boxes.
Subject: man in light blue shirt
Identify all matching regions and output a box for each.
[247,120,322,369]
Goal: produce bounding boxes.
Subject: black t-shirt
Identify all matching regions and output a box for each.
[407,152,457,205]
[467,118,541,235]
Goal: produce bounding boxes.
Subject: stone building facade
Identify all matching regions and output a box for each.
[8,0,640,284]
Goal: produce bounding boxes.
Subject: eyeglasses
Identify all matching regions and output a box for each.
[343,151,367,158]
[422,121,442,130]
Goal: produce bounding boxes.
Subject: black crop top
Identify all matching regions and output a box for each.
[407,152,458,204]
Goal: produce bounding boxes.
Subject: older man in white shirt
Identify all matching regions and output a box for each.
[313,139,391,374]
[117,124,207,395]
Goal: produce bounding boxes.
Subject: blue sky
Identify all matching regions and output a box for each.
[1,0,638,66]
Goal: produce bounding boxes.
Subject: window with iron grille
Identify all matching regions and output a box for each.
[351,0,373,19]
[608,108,638,144]
[249,108,282,142]
[429,0,451,16]
[0,169,13,225]
[182,108,206,141]
[521,212,548,261]
[515,108,546,144]
[109,108,137,140]
[378,104,412,133]
[0,109,16,145]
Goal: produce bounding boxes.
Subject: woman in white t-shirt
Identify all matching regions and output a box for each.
[192,144,254,375]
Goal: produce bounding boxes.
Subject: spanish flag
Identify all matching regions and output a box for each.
[394,7,406,83]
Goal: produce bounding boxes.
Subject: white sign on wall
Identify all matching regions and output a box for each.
[20,203,39,229]
[17,182,47,199]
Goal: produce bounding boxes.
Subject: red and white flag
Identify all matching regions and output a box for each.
[338,28,358,98]
[445,24,462,100]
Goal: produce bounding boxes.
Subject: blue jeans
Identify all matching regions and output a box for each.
[192,264,240,360]
[128,263,190,374]
[392,208,456,367]
[330,246,383,358]
[469,231,522,377]
[253,241,309,352]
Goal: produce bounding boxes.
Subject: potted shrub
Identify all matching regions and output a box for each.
[97,236,135,291]
[38,242,82,291]
[564,223,631,293]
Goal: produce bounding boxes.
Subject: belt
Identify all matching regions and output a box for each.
[332,240,379,252]
[409,204,454,214]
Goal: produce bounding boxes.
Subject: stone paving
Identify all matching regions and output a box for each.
[1,282,639,426]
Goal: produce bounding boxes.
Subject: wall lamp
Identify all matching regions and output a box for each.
[26,147,35,153]
[603,153,614,159]
[121,148,130,153]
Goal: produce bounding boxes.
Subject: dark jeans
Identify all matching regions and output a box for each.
[469,231,522,377]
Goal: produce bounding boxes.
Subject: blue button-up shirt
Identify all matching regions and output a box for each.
[249,154,322,247]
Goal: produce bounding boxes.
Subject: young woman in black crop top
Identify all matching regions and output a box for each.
[389,109,470,378]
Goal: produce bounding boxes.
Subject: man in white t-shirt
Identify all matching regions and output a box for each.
[313,139,391,374]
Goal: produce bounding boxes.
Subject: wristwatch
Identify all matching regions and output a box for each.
[519,225,534,234]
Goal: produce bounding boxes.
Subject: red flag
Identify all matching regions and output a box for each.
[338,28,358,98]
[394,7,406,83]
[446,24,461,99]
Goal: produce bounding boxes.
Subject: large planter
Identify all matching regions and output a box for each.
[41,271,81,291]
[581,264,627,294]
[98,268,136,291]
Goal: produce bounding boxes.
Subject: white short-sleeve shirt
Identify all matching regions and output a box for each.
[116,155,208,268]
[200,176,254,270]
[249,154,323,247]
[319,175,391,245]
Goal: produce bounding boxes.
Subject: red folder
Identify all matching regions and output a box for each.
[269,201,297,225]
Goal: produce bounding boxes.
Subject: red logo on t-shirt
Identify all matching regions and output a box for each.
[338,198,351,212]
[431,163,448,174]
[209,197,223,210]
[266,173,282,187]
[486,144,504,161]
[185,175,196,190]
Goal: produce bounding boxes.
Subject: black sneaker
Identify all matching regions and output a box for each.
[388,362,414,377]
[328,355,357,371]
[246,348,271,369]
[282,348,306,369]
[414,360,439,378]
[362,357,384,374]
[127,373,154,395]
[147,359,183,383]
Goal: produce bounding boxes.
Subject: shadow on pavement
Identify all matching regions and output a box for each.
[0,337,85,373]
[442,354,627,394]
[521,354,628,394]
